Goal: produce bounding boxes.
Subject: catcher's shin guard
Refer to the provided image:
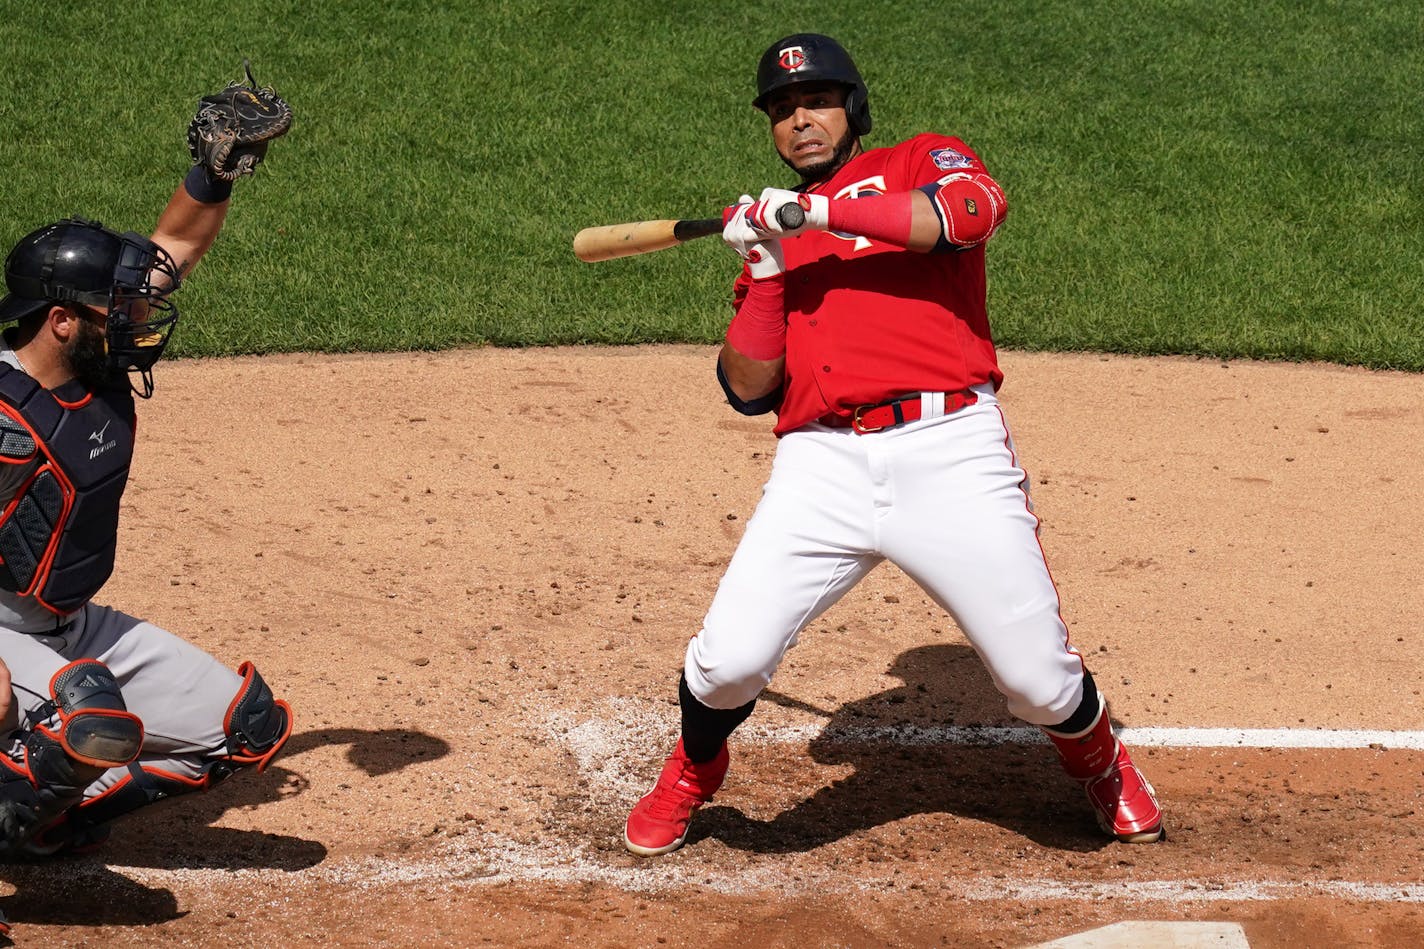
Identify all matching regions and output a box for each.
[22,664,292,855]
[1043,694,1163,843]
[68,661,292,826]
[0,659,142,849]
[16,762,212,858]
[210,661,292,779]
[0,762,43,850]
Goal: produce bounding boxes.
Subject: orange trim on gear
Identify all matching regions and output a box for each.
[0,405,77,613]
[224,699,293,773]
[77,764,211,813]
[0,752,34,783]
[0,403,39,465]
[52,391,94,411]
[223,662,294,772]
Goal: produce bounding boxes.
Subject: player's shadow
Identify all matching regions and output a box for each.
[691,643,1115,854]
[0,725,450,932]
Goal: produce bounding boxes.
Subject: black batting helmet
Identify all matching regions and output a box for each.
[753,33,872,137]
[1,218,182,396]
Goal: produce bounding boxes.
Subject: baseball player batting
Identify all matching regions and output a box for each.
[0,65,294,868]
[623,33,1164,856]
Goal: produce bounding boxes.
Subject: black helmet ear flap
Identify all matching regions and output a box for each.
[844,86,872,137]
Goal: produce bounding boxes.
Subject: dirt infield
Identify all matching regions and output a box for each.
[2,346,1422,947]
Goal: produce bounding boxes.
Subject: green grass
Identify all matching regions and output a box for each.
[0,1,1419,368]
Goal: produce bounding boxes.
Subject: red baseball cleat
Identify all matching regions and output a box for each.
[1045,700,1164,844]
[1079,740,1164,843]
[623,739,729,856]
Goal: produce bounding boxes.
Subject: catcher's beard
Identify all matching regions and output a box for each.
[65,318,117,391]
[783,130,860,185]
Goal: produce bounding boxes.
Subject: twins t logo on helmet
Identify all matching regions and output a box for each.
[778,46,806,71]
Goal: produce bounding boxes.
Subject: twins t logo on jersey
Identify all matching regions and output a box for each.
[831,176,887,252]
[930,147,973,170]
[778,46,806,71]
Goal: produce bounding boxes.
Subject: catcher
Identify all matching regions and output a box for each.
[0,64,294,861]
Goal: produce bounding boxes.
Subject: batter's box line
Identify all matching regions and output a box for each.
[542,697,1424,752]
[740,724,1424,751]
[101,840,1424,905]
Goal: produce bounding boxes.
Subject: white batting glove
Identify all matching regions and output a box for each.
[723,199,784,279]
[722,194,757,249]
[743,239,784,279]
[745,187,831,237]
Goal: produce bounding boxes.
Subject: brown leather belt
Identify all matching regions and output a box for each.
[820,390,979,434]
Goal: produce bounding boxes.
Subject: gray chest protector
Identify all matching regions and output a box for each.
[0,364,135,615]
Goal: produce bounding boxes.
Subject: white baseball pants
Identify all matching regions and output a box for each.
[685,386,1087,726]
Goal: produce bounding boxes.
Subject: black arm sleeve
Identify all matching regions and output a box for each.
[716,359,782,416]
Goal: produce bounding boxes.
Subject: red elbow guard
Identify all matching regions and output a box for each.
[929,171,1008,247]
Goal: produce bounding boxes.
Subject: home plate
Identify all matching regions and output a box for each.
[1026,921,1249,947]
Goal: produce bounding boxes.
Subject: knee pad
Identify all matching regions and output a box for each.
[4,659,143,833]
[217,661,292,774]
[42,659,145,770]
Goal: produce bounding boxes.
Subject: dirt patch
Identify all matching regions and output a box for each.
[3,346,1421,947]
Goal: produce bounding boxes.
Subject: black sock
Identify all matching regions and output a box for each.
[1043,670,1101,736]
[679,673,756,763]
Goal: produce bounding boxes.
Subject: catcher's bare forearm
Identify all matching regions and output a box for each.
[152,184,230,279]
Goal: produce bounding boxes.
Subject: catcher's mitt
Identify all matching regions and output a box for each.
[187,60,293,182]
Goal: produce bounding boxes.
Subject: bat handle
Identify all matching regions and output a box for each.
[776,201,806,231]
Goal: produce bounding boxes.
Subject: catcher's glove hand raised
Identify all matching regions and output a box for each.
[187,60,293,182]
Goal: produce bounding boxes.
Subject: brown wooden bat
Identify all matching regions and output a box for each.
[573,202,806,262]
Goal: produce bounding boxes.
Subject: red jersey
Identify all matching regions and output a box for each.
[733,133,1006,435]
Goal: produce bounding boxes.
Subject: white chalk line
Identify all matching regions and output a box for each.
[742,724,1424,750]
[96,837,1424,907]
[552,695,1424,752]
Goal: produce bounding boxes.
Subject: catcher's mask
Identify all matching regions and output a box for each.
[753,32,872,137]
[0,217,181,398]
